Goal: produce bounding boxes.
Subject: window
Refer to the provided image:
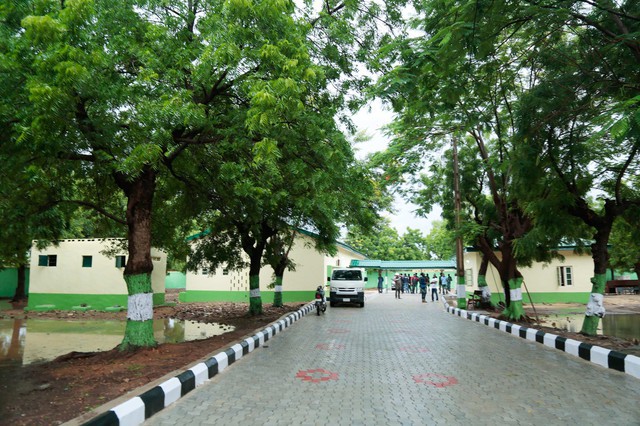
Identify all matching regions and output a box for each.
[115,255,126,268]
[82,256,92,268]
[331,270,362,280]
[202,268,209,275]
[38,255,57,267]
[465,268,473,286]
[222,269,229,276]
[557,266,573,286]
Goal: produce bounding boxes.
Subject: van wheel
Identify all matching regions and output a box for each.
[330,301,336,307]
[360,301,365,308]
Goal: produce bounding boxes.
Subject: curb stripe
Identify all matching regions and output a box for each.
[176,370,195,396]
[82,301,315,426]
[442,299,640,380]
[139,387,164,419]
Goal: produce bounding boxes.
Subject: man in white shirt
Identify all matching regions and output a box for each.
[430,276,439,302]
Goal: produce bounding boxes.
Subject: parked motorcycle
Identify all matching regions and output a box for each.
[315,286,327,316]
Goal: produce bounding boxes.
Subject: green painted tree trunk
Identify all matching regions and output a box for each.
[120,273,157,351]
[273,275,283,307]
[581,273,606,336]
[501,277,525,320]
[456,275,467,309]
[116,167,157,351]
[249,274,263,315]
[477,275,493,307]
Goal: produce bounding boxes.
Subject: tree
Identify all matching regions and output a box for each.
[371,8,546,319]
[424,220,455,260]
[609,209,640,279]
[501,2,640,335]
[369,1,640,324]
[4,0,352,346]
[345,218,402,260]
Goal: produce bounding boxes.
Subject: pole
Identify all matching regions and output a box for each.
[452,134,467,309]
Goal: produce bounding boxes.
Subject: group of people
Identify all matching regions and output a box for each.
[382,272,453,303]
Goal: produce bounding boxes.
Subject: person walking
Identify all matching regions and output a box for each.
[419,273,427,303]
[430,275,439,302]
[410,273,418,294]
[446,274,453,295]
[394,274,402,299]
[439,272,447,294]
[378,274,384,294]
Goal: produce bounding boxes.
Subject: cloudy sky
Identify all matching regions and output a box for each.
[351,99,442,236]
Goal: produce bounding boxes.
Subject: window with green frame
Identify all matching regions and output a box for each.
[82,256,93,268]
[115,255,126,268]
[38,255,57,267]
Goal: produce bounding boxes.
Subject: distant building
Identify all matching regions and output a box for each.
[180,231,366,303]
[463,247,594,303]
[27,239,167,311]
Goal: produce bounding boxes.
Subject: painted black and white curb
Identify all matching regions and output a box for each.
[83,302,317,426]
[442,299,640,380]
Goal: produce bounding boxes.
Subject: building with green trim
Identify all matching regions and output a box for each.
[348,259,456,290]
[464,247,603,304]
[27,239,167,311]
[180,231,366,303]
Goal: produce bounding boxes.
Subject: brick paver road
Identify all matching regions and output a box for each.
[146,292,640,425]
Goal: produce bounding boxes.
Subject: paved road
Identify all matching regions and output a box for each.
[146,292,640,425]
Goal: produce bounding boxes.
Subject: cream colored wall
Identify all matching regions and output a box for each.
[323,244,366,272]
[186,234,366,292]
[29,239,167,294]
[463,249,593,293]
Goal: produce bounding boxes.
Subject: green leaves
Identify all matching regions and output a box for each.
[21,15,64,44]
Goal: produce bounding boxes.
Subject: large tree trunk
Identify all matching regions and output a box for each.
[272,259,287,308]
[477,256,493,307]
[248,251,264,315]
[11,263,27,302]
[581,227,611,336]
[116,167,157,351]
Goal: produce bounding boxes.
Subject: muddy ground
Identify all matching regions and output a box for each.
[0,291,638,426]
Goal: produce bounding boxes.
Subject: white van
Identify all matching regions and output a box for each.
[328,268,367,307]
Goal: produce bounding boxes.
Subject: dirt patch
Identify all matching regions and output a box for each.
[458,294,640,357]
[0,299,305,426]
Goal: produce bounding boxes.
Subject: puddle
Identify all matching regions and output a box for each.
[0,318,234,366]
[539,313,640,340]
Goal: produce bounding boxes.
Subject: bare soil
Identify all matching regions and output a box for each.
[0,291,638,426]
[0,292,305,426]
[462,293,640,357]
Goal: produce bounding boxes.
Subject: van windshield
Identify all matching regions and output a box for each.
[332,270,362,280]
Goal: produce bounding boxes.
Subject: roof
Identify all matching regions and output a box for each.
[186,228,367,258]
[349,259,456,270]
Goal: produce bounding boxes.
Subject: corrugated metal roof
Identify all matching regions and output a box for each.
[349,259,456,269]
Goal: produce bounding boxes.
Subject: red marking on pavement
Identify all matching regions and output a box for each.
[328,328,350,334]
[400,346,430,353]
[316,343,346,350]
[295,369,339,383]
[412,373,458,388]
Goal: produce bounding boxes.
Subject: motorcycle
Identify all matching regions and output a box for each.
[315,286,327,316]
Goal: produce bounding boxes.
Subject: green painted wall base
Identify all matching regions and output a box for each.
[180,290,314,303]
[165,271,186,289]
[0,268,30,297]
[26,292,165,311]
[480,292,591,305]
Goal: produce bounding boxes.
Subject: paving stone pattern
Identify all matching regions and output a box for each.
[146,293,640,426]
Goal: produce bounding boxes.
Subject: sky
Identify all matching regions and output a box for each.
[351,99,442,236]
